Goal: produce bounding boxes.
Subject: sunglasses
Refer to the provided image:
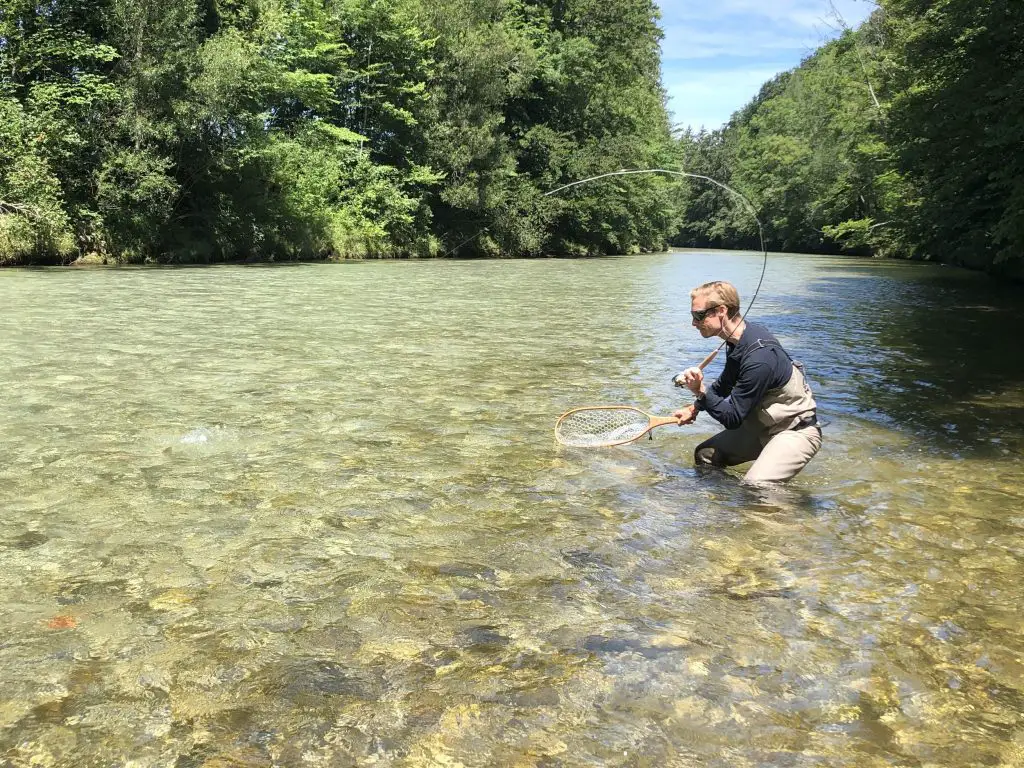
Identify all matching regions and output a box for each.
[691,304,720,322]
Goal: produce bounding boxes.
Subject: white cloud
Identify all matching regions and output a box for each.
[656,0,876,129]
[664,67,782,130]
[660,24,816,61]
[660,0,874,29]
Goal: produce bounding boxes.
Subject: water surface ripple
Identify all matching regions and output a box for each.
[2,252,1023,766]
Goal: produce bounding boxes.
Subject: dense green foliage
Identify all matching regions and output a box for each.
[3,0,1022,274]
[0,0,679,264]
[885,0,1024,273]
[674,0,1024,278]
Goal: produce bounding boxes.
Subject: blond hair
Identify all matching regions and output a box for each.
[691,281,741,319]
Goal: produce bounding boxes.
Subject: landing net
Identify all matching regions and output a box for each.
[555,407,652,448]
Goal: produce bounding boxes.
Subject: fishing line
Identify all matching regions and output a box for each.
[543,168,768,332]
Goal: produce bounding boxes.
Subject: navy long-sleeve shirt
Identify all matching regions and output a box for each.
[696,321,794,429]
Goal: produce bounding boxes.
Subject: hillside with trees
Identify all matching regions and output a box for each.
[0,0,681,264]
[674,0,1024,280]
[2,0,1022,278]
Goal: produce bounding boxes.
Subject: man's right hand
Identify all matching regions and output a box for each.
[673,404,698,425]
[672,366,705,396]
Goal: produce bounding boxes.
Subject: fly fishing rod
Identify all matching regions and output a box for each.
[444,168,769,367]
[542,168,768,365]
[439,167,771,448]
[539,169,771,447]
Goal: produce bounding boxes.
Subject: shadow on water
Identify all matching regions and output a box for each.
[758,259,1024,459]
[4,252,1024,765]
[684,463,831,519]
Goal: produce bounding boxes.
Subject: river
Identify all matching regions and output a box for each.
[1,251,1023,765]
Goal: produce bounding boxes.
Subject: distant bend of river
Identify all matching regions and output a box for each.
[1,251,1023,766]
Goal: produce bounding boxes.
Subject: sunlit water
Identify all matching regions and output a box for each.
[2,252,1023,766]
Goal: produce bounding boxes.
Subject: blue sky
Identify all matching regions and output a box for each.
[657,0,876,130]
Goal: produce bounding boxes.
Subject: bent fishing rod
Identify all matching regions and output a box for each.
[444,168,769,372]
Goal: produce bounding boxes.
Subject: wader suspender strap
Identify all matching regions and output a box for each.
[752,338,818,429]
[752,338,790,360]
[752,338,807,373]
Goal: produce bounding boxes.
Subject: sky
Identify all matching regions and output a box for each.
[657,0,876,131]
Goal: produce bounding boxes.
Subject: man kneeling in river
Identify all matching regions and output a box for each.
[672,280,821,484]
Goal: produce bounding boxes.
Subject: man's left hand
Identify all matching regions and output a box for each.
[673,404,698,425]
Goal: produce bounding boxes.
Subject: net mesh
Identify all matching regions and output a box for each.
[555,407,652,447]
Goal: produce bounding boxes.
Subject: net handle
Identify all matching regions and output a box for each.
[648,416,680,429]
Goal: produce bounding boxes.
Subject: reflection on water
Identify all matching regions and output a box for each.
[1,253,1022,765]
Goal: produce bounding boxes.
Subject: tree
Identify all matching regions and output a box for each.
[882,0,1024,276]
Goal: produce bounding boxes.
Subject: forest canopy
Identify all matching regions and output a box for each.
[1,0,1021,278]
[0,0,682,264]
[674,0,1024,280]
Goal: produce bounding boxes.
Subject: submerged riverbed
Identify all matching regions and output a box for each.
[2,252,1023,766]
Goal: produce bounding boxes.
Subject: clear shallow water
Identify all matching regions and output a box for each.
[1,252,1023,766]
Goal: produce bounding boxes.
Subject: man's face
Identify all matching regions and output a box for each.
[690,296,725,338]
